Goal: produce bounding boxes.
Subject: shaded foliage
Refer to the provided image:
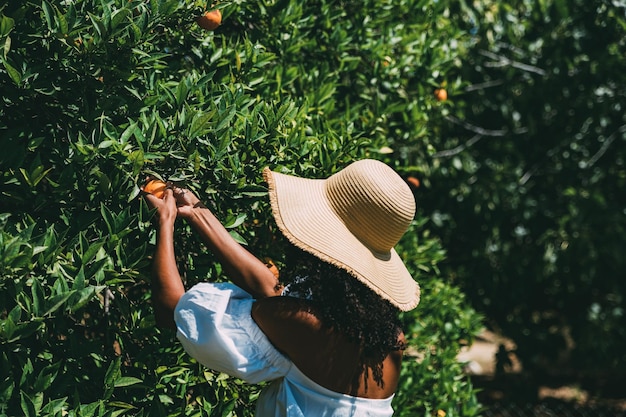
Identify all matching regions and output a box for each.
[417,0,626,383]
[0,0,483,415]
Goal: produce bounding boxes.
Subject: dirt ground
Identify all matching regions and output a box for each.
[457,330,626,413]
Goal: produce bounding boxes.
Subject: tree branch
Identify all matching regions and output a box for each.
[432,134,483,159]
[463,79,505,93]
[581,124,626,169]
[479,50,546,76]
[445,114,509,136]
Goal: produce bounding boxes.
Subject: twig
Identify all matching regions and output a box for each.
[581,124,625,169]
[479,50,546,76]
[463,79,505,93]
[432,116,510,159]
[519,164,539,186]
[103,287,115,315]
[432,134,483,159]
[445,114,509,136]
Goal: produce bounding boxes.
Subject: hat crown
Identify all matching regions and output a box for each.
[325,160,416,253]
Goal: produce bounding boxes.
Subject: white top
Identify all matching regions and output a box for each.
[174,282,395,417]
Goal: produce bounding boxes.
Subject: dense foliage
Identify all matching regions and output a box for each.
[416,0,626,385]
[0,0,483,415]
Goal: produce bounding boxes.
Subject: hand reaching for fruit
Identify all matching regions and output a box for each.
[142,178,177,225]
[142,177,203,221]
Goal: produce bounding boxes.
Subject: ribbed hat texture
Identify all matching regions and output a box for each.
[263,159,420,311]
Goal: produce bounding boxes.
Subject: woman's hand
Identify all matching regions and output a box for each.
[141,182,186,330]
[169,185,203,220]
[143,186,177,227]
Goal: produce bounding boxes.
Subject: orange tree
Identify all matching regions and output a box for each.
[413,0,626,393]
[0,0,482,415]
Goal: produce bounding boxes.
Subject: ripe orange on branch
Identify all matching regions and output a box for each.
[143,179,167,199]
[196,9,222,31]
[406,176,421,189]
[434,88,448,101]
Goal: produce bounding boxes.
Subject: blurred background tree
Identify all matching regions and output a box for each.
[414,0,626,400]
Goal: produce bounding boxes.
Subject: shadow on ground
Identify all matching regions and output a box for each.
[459,330,626,416]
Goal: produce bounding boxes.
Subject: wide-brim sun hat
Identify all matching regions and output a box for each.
[263,159,420,311]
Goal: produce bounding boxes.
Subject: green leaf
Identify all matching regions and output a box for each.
[41,397,69,414]
[224,213,246,229]
[228,230,247,245]
[127,184,142,203]
[3,35,10,58]
[70,286,104,312]
[30,166,52,187]
[216,106,237,131]
[119,122,138,144]
[100,204,116,235]
[2,57,21,85]
[31,278,45,316]
[41,1,55,32]
[0,14,15,37]
[7,321,42,343]
[104,357,121,399]
[110,8,130,31]
[175,78,190,107]
[188,110,215,139]
[81,240,106,265]
[0,377,15,407]
[55,5,68,34]
[0,316,16,342]
[100,0,112,27]
[33,362,60,392]
[107,401,136,409]
[72,266,86,290]
[20,391,37,417]
[114,376,143,387]
[88,12,106,38]
[44,291,74,316]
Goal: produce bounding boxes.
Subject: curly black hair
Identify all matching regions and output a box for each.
[279,245,406,388]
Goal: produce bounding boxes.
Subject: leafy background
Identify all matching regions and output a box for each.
[1,0,624,416]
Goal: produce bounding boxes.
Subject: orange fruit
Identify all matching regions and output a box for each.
[143,179,167,199]
[196,9,222,31]
[434,88,448,101]
[406,176,420,189]
[264,258,280,279]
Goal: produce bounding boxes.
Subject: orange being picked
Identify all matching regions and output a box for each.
[143,179,167,199]
[264,258,280,279]
[197,9,222,31]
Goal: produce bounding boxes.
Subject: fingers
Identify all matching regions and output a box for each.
[143,185,174,208]
[139,176,199,216]
[142,190,160,207]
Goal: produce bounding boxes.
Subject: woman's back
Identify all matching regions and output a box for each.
[251,295,404,399]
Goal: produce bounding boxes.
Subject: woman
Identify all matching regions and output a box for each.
[144,159,421,416]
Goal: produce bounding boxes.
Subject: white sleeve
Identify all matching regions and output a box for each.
[174,282,292,384]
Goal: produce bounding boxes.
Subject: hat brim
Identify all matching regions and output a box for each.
[264,168,420,311]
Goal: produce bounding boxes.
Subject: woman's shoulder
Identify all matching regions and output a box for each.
[251,296,402,399]
[251,296,324,338]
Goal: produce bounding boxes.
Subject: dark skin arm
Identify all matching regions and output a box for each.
[144,188,185,330]
[174,189,282,299]
[144,185,282,330]
[146,185,403,398]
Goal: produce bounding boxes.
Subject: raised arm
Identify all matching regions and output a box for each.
[144,189,186,330]
[171,186,283,299]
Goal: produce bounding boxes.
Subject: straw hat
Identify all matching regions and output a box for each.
[263,159,420,311]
